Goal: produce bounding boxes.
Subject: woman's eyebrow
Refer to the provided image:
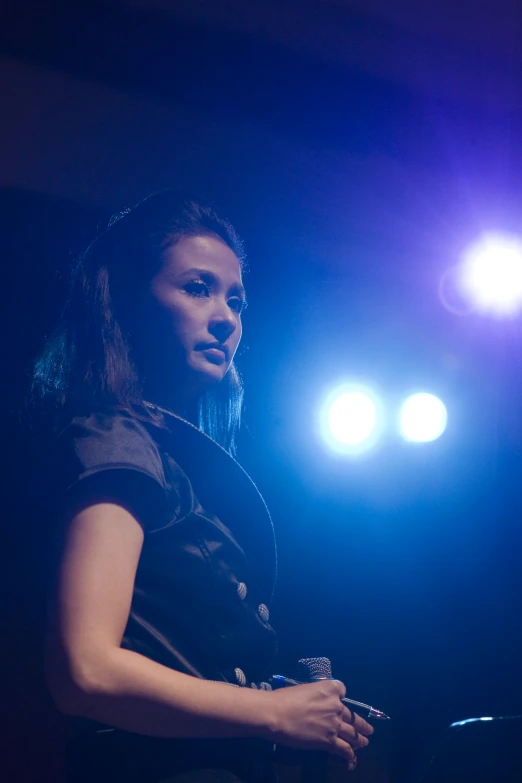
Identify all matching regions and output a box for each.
[179,267,214,280]
[181,267,246,299]
[229,281,247,300]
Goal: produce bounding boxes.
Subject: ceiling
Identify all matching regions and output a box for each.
[114,0,522,108]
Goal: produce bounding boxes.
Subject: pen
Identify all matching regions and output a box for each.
[270,674,390,720]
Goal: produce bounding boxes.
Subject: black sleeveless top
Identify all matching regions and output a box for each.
[51,408,279,782]
[54,407,278,690]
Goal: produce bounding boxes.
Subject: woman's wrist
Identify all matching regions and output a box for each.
[60,645,283,741]
[233,687,280,742]
[195,680,280,741]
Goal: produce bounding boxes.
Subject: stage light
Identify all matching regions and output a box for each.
[458,232,522,316]
[329,392,376,444]
[400,393,447,442]
[319,384,383,455]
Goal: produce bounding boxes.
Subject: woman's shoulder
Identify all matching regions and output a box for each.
[51,405,168,489]
[54,405,171,454]
[57,404,152,432]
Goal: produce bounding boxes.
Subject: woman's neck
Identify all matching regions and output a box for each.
[142,378,200,425]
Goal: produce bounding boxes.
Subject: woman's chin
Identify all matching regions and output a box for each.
[189,361,227,388]
[189,352,228,387]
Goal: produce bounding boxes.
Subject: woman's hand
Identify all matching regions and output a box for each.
[47,500,372,757]
[267,680,373,767]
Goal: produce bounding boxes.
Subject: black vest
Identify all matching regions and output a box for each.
[123,411,278,688]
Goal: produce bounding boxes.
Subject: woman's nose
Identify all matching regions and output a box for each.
[209,301,237,340]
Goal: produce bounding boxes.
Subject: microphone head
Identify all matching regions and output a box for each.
[296,657,333,681]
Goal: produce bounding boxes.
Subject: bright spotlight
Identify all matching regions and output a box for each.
[329,392,376,444]
[320,384,383,455]
[400,393,447,443]
[458,232,522,316]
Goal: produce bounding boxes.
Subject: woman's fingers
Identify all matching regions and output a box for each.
[332,679,347,700]
[330,736,357,763]
[342,705,374,736]
[338,724,369,749]
[338,704,373,753]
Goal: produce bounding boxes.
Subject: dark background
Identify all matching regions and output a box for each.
[2,1,522,781]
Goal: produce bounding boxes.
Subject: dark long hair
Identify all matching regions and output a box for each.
[32,190,246,452]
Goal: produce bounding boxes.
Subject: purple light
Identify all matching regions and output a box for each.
[457,233,522,317]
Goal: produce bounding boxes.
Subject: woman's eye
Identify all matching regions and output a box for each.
[229,297,246,314]
[185,281,209,297]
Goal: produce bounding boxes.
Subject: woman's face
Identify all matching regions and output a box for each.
[148,234,245,392]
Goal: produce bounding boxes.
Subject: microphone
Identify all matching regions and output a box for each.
[272,656,390,720]
[296,659,331,783]
[297,656,334,681]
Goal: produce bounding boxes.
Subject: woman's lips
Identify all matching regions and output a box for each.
[199,346,227,364]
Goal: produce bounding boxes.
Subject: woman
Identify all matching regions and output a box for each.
[33,190,373,782]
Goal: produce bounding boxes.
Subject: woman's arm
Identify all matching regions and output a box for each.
[45,501,273,738]
[45,501,371,760]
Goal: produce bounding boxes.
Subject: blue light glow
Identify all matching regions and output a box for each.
[450,717,494,727]
[329,392,376,445]
[400,393,447,442]
[319,384,383,455]
[458,232,522,317]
